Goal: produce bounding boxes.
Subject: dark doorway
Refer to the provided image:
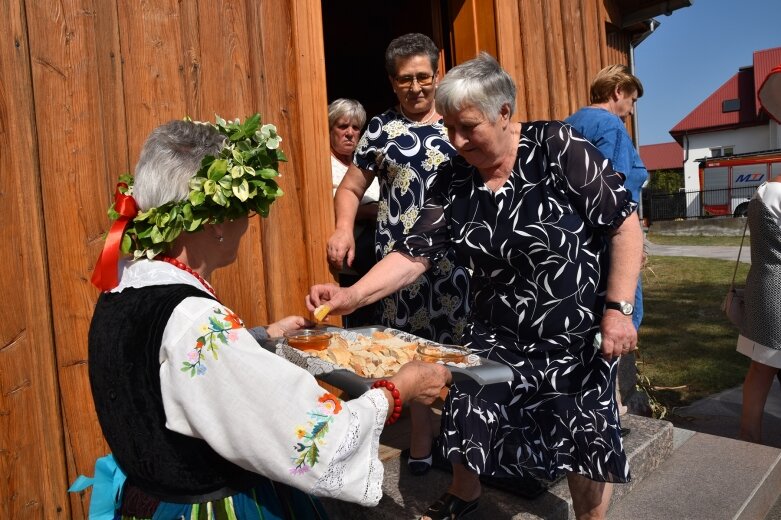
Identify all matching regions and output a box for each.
[321,1,448,119]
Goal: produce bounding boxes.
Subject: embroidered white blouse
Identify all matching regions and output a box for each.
[112,259,388,505]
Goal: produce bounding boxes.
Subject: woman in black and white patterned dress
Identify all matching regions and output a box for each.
[308,53,643,520]
[327,33,470,474]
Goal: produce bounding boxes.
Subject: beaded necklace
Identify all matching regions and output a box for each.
[159,256,217,299]
[399,104,438,126]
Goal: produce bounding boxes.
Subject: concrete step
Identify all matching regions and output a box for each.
[607,430,781,520]
[321,414,673,519]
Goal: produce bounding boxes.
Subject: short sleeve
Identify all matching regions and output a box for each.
[354,115,387,173]
[757,181,781,226]
[394,164,454,262]
[552,122,637,230]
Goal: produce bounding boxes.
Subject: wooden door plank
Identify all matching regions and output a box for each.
[581,0,604,86]
[541,0,568,120]
[518,0,550,119]
[24,0,131,515]
[0,3,71,517]
[494,0,526,121]
[561,0,589,115]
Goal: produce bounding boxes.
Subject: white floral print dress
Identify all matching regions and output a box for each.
[354,108,470,343]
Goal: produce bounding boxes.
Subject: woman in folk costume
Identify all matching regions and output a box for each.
[85,116,449,519]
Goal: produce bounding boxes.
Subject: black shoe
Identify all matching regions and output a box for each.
[408,453,433,476]
[421,492,479,519]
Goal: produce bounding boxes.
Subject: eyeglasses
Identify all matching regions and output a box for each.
[394,73,435,88]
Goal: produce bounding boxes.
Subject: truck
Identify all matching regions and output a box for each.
[698,149,781,217]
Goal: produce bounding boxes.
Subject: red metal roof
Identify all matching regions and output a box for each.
[639,142,683,171]
[669,46,781,141]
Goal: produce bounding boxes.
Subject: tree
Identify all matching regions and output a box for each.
[647,169,684,193]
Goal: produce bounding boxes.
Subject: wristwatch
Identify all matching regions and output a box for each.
[605,300,634,316]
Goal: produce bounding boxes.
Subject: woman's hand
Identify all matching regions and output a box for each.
[599,311,637,360]
[388,361,452,405]
[327,228,356,270]
[266,316,313,338]
[306,283,360,316]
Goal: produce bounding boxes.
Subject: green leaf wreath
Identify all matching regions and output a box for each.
[108,114,286,259]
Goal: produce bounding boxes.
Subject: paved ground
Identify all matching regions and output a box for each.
[648,240,781,518]
[674,379,781,449]
[646,241,750,263]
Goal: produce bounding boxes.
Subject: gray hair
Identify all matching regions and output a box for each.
[435,52,516,122]
[384,33,439,76]
[328,98,367,129]
[133,120,225,210]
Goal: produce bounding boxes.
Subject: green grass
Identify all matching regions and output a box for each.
[647,233,749,247]
[638,255,750,413]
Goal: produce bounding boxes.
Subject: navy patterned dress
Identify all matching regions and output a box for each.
[354,108,470,343]
[397,121,636,483]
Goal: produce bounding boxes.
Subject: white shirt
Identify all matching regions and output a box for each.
[112,259,388,505]
[331,154,380,204]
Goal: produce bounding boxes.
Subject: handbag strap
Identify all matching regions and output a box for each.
[730,217,750,289]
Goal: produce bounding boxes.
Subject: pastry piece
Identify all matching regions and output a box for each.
[327,345,351,367]
[313,304,331,322]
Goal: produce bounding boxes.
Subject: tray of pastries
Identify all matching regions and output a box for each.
[268,326,513,397]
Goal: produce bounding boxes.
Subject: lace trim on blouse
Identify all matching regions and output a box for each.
[311,389,387,504]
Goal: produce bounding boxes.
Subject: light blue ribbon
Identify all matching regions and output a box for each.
[68,454,126,519]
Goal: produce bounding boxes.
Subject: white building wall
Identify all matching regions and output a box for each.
[680,124,772,216]
[771,120,781,149]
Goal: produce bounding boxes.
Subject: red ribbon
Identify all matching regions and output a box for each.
[91,182,138,291]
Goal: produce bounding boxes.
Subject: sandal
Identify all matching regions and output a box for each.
[408,453,433,476]
[421,492,479,519]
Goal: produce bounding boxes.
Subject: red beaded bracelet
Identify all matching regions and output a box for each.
[371,379,402,425]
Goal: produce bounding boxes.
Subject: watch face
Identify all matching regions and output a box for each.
[607,301,634,315]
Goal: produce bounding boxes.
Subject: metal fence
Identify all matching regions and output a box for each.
[642,186,760,222]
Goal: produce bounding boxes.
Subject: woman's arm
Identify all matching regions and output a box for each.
[600,213,644,359]
[308,251,429,315]
[160,298,447,505]
[328,165,375,269]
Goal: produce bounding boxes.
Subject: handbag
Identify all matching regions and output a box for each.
[722,218,749,327]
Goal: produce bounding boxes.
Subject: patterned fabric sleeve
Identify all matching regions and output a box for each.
[553,121,637,230]
[158,297,388,506]
[353,114,386,173]
[393,163,454,263]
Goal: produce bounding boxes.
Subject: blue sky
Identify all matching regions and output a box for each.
[635,0,781,145]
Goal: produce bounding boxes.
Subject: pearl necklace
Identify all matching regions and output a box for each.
[399,104,438,126]
[159,256,217,299]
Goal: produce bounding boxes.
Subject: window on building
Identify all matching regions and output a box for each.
[710,146,735,157]
[722,98,741,112]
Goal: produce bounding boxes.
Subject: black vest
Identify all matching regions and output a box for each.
[88,284,257,499]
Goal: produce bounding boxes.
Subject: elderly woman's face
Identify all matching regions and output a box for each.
[390,55,437,116]
[330,116,361,158]
[443,105,510,170]
[614,88,638,118]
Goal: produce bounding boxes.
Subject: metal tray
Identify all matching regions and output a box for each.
[262,326,514,397]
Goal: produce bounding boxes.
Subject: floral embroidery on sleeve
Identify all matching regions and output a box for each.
[290,393,343,475]
[181,308,243,377]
